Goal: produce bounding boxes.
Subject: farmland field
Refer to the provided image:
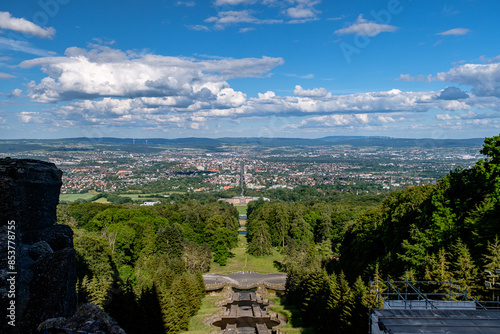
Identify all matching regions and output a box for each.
[59,193,97,202]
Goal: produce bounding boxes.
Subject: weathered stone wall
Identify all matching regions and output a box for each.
[0,158,77,334]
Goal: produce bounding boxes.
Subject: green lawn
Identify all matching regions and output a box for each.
[117,194,164,201]
[267,295,316,334]
[60,193,97,202]
[117,192,185,200]
[180,294,223,334]
[209,234,283,274]
[93,197,110,203]
[235,205,247,215]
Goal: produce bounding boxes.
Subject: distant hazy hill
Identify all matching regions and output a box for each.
[319,136,485,148]
[0,136,485,153]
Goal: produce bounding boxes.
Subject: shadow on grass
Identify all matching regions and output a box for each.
[273,260,284,271]
[106,283,165,334]
[276,291,316,334]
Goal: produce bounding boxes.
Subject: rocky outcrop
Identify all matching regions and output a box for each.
[1,158,127,334]
[0,158,76,334]
[37,303,127,334]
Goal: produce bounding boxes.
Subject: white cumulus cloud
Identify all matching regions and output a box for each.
[436,28,470,36]
[287,7,315,18]
[16,48,500,133]
[19,46,284,102]
[401,60,500,97]
[0,11,55,38]
[0,72,15,79]
[335,14,398,37]
[206,10,282,29]
[294,85,329,98]
[9,88,23,98]
[216,0,258,5]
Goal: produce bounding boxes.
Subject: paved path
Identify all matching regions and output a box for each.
[203,272,286,286]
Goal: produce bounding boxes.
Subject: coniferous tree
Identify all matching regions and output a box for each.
[90,276,113,307]
[424,248,453,295]
[296,270,330,328]
[195,271,206,299]
[316,204,333,243]
[269,203,291,248]
[213,239,229,265]
[350,276,369,334]
[137,284,165,334]
[451,238,478,292]
[431,185,457,246]
[425,248,451,282]
[398,224,433,276]
[74,234,115,307]
[161,289,181,334]
[183,274,201,315]
[323,272,339,332]
[336,271,354,332]
[105,282,142,334]
[156,224,184,259]
[484,236,500,273]
[247,219,272,256]
[369,263,387,310]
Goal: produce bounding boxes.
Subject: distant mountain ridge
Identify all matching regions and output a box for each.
[0,136,485,150]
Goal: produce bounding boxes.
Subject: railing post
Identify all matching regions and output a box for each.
[368,277,372,334]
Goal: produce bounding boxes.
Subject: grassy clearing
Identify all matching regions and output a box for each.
[93,197,110,203]
[117,194,166,201]
[117,192,186,199]
[235,205,247,215]
[209,234,282,274]
[245,249,282,273]
[60,193,96,202]
[180,294,223,334]
[267,294,316,334]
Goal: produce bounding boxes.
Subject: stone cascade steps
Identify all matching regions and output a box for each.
[208,289,286,334]
[255,323,269,334]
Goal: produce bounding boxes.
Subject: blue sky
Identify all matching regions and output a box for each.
[1,0,500,139]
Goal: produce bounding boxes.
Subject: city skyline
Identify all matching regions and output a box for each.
[1,0,500,139]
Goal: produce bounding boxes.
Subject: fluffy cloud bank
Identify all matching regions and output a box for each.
[202,0,321,29]
[400,62,500,97]
[20,46,284,103]
[15,47,500,133]
[37,85,477,130]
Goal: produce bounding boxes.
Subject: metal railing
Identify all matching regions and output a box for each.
[368,280,487,334]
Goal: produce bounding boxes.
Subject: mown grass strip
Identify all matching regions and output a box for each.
[180,294,223,334]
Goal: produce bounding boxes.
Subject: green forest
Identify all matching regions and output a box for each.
[58,200,239,333]
[58,134,500,334]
